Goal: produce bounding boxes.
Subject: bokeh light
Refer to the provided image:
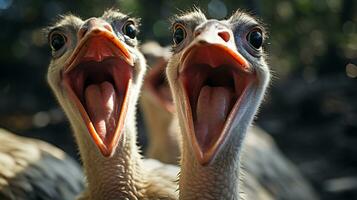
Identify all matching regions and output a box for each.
[346,63,357,78]
[0,1,356,199]
[208,0,227,19]
[0,0,12,10]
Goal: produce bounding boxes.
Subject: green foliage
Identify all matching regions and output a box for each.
[1,0,355,80]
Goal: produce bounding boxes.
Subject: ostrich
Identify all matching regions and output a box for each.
[140,41,180,164]
[46,9,178,200]
[166,9,318,200]
[0,128,84,200]
[141,41,318,199]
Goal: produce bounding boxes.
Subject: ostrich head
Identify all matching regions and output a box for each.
[141,41,174,113]
[46,9,146,157]
[166,9,270,165]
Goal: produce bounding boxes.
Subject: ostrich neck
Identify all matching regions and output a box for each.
[142,96,180,164]
[72,111,146,200]
[144,104,173,153]
[146,117,180,164]
[179,125,245,200]
[175,52,268,200]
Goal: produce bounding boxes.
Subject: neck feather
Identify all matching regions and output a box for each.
[72,110,147,200]
[179,125,246,200]
[141,95,180,164]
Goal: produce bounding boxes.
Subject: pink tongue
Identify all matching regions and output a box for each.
[195,86,233,150]
[85,81,118,143]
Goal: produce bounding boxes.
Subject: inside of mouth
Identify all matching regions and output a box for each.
[146,63,174,111]
[180,46,251,153]
[64,58,131,145]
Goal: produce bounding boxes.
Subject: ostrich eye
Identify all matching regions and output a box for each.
[50,33,66,51]
[173,25,186,45]
[247,30,263,49]
[123,22,137,39]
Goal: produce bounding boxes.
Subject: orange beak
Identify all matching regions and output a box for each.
[62,23,133,157]
[144,59,175,113]
[178,27,256,165]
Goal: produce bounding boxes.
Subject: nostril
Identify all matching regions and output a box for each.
[194,30,202,38]
[218,31,230,42]
[78,27,88,39]
[103,24,113,32]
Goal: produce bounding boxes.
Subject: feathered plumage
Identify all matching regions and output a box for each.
[0,128,84,200]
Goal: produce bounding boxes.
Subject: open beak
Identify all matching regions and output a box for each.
[144,58,175,113]
[62,24,134,157]
[178,26,256,165]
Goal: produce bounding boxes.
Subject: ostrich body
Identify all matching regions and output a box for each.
[141,41,318,200]
[0,128,84,200]
[47,10,178,200]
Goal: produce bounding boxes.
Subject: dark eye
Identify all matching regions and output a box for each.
[247,29,263,49]
[173,25,186,45]
[50,33,66,51]
[123,22,137,39]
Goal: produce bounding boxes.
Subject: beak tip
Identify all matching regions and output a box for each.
[194,146,214,166]
[197,39,208,45]
[100,147,113,158]
[128,58,134,66]
[198,153,213,166]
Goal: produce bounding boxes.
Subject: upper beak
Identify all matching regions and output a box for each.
[180,26,248,73]
[65,26,133,73]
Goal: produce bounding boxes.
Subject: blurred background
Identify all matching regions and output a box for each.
[0,0,356,199]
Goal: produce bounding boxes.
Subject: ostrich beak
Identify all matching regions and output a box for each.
[144,59,175,113]
[178,25,256,165]
[63,21,134,157]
